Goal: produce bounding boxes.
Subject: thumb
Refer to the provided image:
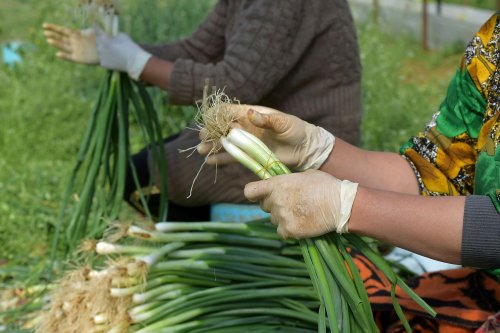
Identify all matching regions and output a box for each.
[244,179,273,203]
[247,109,292,134]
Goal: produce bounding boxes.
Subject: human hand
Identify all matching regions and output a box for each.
[244,170,358,238]
[198,105,335,171]
[43,23,99,64]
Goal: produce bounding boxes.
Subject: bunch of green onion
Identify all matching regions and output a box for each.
[51,0,168,259]
[37,219,325,333]
[199,91,436,332]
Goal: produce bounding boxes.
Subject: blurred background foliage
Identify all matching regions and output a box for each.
[0,0,465,299]
[435,0,497,10]
[0,0,214,269]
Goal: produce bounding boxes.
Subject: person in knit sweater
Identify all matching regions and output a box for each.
[43,0,362,220]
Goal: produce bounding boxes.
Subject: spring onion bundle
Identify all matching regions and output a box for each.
[197,89,436,332]
[37,219,324,333]
[51,0,168,258]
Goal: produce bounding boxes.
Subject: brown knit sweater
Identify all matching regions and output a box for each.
[142,0,363,206]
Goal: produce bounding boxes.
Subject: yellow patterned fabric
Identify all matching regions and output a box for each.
[400,12,500,213]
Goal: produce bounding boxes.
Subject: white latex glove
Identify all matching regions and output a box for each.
[198,105,335,171]
[95,29,152,80]
[43,23,99,64]
[244,170,358,238]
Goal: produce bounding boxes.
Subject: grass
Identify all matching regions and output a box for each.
[0,0,464,330]
[358,22,460,152]
[0,0,213,279]
[439,0,497,10]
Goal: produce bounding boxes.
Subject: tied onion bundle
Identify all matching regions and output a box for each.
[197,89,436,332]
[37,219,323,333]
[51,0,168,258]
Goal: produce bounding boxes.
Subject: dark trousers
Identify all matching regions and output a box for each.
[124,136,211,222]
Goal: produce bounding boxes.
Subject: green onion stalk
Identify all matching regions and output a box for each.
[50,0,168,262]
[198,90,436,332]
[36,219,326,333]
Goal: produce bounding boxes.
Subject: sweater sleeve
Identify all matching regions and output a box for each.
[461,195,500,269]
[141,0,227,63]
[167,0,311,105]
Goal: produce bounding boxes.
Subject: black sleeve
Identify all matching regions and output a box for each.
[461,195,500,269]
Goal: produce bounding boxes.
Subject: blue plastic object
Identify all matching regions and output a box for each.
[2,42,23,66]
[210,203,269,223]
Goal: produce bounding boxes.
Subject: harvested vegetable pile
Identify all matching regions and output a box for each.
[52,0,168,258]
[36,218,435,333]
[37,219,321,333]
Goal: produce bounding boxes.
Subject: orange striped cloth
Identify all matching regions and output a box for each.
[351,251,500,332]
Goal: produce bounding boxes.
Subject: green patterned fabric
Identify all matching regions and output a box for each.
[437,69,486,139]
[399,13,500,275]
[400,14,500,213]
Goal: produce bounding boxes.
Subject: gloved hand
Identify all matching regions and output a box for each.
[244,170,358,238]
[95,29,152,80]
[198,105,335,171]
[42,23,152,80]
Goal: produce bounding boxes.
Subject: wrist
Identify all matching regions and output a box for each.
[139,56,173,90]
[297,125,335,171]
[128,48,152,81]
[337,180,358,234]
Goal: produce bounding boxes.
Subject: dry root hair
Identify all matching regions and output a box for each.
[35,263,134,333]
[181,85,240,197]
[194,85,240,155]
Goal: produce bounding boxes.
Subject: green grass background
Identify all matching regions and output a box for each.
[0,0,471,327]
[434,0,497,10]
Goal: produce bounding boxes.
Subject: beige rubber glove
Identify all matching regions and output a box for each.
[43,23,151,80]
[43,23,99,64]
[244,170,358,238]
[198,105,335,171]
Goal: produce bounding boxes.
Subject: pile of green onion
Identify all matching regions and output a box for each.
[37,219,324,333]
[51,0,168,259]
[37,217,434,333]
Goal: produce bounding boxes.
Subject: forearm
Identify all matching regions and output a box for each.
[320,139,420,194]
[349,186,465,264]
[139,56,173,91]
[141,43,191,62]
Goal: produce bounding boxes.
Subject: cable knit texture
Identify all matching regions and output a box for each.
[142,0,362,205]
